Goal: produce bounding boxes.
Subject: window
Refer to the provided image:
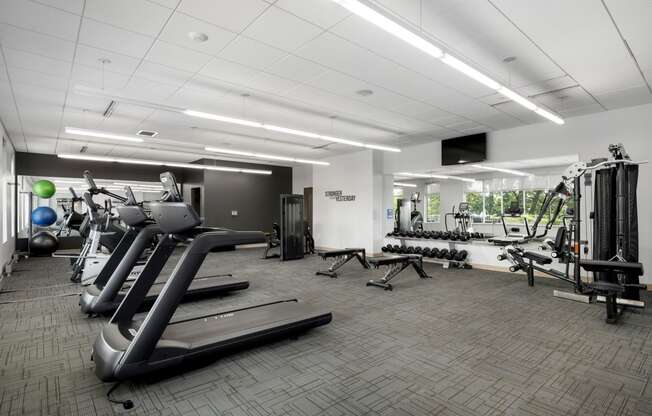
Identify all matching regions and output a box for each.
[465,192,484,223]
[484,192,503,224]
[425,183,440,223]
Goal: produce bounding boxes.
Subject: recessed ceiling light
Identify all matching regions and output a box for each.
[188,31,208,42]
[502,56,517,63]
[356,89,374,96]
[98,58,111,65]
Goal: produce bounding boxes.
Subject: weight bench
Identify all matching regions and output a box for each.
[521,250,552,287]
[489,237,527,246]
[580,259,646,324]
[316,248,370,278]
[366,254,432,291]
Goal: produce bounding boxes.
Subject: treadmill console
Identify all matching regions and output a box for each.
[83,170,98,191]
[150,172,201,233]
[116,186,148,226]
[160,172,182,202]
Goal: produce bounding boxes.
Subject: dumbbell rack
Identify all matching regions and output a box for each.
[385,236,472,269]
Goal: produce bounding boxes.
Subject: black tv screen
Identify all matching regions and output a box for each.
[441,133,486,166]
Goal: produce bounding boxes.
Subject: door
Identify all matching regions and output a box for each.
[303,187,313,229]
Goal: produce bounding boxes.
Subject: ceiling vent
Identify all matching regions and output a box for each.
[103,100,117,118]
[136,130,158,137]
[79,145,88,153]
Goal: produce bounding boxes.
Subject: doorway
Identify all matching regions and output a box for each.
[303,187,313,228]
[191,187,201,217]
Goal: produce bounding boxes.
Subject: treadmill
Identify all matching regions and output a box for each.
[92,172,332,382]
[79,184,249,315]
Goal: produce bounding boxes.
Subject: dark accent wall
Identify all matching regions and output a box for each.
[16,152,293,233]
[15,152,196,182]
[196,158,292,232]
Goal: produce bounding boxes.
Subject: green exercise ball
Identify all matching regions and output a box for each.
[32,180,56,198]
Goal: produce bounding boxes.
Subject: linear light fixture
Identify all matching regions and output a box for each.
[471,164,531,177]
[204,146,330,166]
[397,172,476,182]
[65,127,144,143]
[330,0,565,125]
[57,154,272,175]
[393,182,417,187]
[184,110,401,152]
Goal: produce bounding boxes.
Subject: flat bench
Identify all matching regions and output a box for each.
[316,248,369,278]
[367,254,431,291]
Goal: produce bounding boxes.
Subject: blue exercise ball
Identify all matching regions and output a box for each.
[32,206,58,226]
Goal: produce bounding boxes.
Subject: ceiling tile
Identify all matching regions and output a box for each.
[79,18,154,58]
[198,58,260,85]
[604,0,652,72]
[219,36,287,71]
[274,0,350,29]
[243,6,323,52]
[0,24,75,61]
[123,76,179,102]
[134,61,194,88]
[7,66,68,91]
[148,0,180,8]
[246,72,299,95]
[31,0,85,15]
[70,63,131,91]
[266,55,327,83]
[145,40,212,73]
[178,0,269,33]
[84,0,173,36]
[490,0,642,95]
[0,0,81,41]
[75,44,141,75]
[3,48,72,78]
[594,85,652,110]
[160,12,237,55]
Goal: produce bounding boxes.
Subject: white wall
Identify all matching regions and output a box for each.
[313,150,377,252]
[292,164,313,194]
[0,121,15,277]
[385,103,652,280]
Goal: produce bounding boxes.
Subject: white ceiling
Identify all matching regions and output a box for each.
[1,0,650,165]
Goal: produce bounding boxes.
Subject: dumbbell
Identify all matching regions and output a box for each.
[415,230,423,238]
[414,246,423,254]
[458,233,469,242]
[454,250,468,261]
[406,246,415,254]
[398,246,408,254]
[422,247,431,257]
[399,231,407,237]
[441,232,451,240]
[392,245,400,253]
[429,248,439,258]
[381,245,388,252]
[407,231,415,238]
[438,248,449,259]
[449,233,458,241]
[445,249,458,260]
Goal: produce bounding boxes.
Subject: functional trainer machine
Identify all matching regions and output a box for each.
[316,248,370,278]
[92,172,332,382]
[261,223,281,259]
[499,144,646,323]
[80,183,248,315]
[367,254,432,290]
[280,194,304,261]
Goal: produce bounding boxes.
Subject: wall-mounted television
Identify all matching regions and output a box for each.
[441,133,487,166]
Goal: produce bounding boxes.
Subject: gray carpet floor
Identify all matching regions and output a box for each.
[1,248,652,416]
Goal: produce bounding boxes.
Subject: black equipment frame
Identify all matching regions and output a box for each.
[316,248,370,278]
[367,254,432,291]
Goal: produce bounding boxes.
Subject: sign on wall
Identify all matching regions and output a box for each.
[324,190,356,202]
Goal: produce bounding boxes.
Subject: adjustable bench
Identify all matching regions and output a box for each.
[366,254,432,291]
[261,223,281,259]
[316,248,370,278]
